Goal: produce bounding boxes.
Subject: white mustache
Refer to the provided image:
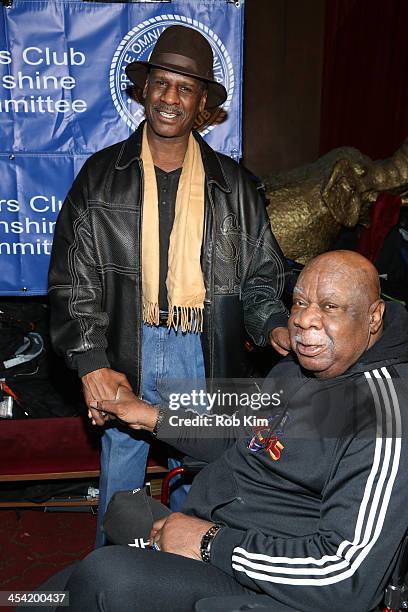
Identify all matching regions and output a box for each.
[294,334,325,345]
[293,334,334,352]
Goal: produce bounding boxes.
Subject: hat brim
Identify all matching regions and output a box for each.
[125,61,227,109]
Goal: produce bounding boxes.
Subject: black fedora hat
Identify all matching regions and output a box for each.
[125,25,227,109]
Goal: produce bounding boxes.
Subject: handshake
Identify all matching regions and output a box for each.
[81,366,159,430]
[91,384,159,431]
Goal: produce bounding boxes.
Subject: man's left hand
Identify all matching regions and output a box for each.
[270,326,291,356]
[150,512,214,560]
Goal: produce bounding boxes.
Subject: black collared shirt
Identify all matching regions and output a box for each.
[154,165,182,312]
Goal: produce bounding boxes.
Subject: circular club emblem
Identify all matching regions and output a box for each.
[110,14,234,136]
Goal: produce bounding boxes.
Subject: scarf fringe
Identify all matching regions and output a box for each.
[167,304,203,333]
[143,301,160,326]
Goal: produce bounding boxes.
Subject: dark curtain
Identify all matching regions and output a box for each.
[319,0,408,159]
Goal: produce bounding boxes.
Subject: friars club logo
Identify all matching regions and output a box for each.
[110,15,234,135]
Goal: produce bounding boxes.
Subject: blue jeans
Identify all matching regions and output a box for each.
[95,324,206,547]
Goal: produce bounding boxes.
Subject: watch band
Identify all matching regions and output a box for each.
[200,523,222,563]
[151,407,165,437]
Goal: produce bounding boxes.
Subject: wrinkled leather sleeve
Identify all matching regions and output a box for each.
[235,167,289,346]
[48,161,110,377]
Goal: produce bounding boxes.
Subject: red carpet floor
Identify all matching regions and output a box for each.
[0,509,96,608]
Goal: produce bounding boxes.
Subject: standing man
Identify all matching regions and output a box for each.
[48,25,289,546]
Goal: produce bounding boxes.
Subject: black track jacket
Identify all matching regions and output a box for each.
[157,302,408,611]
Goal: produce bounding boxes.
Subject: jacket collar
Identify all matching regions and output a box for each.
[115,120,231,193]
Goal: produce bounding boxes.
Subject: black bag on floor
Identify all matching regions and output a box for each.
[0,301,82,418]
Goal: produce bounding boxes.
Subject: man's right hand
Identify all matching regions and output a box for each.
[81,367,132,426]
[90,386,159,432]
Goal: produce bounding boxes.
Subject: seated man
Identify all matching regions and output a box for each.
[37,250,408,612]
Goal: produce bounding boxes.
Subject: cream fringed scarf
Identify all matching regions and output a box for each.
[141,126,206,333]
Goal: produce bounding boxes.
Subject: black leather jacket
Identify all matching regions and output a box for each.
[48,123,288,392]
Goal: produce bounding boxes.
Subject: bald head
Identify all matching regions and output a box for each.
[300,250,381,308]
[288,250,385,379]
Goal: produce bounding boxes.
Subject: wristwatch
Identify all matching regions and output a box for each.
[200,524,222,563]
[151,407,165,437]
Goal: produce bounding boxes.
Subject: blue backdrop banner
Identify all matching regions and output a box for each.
[0,0,244,295]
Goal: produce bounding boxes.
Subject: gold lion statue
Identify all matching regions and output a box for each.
[264,140,408,263]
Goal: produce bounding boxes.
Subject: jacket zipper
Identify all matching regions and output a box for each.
[136,159,144,397]
[207,181,216,380]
